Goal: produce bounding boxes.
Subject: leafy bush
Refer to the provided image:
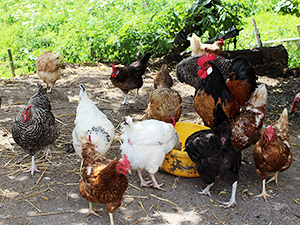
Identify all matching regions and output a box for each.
[0,0,299,78]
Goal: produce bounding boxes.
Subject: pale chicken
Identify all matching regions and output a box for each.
[72,85,115,161]
[36,51,61,92]
[120,116,179,190]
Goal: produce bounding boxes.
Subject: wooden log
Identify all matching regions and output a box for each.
[222,45,289,77]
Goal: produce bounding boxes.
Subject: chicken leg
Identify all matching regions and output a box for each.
[137,169,152,187]
[122,93,129,105]
[137,169,165,191]
[266,172,279,185]
[217,181,238,208]
[109,212,115,225]
[149,173,165,191]
[86,201,102,218]
[256,179,272,201]
[198,183,214,196]
[25,156,40,175]
[44,146,52,160]
[133,89,139,102]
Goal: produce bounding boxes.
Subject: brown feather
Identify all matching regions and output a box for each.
[79,142,128,214]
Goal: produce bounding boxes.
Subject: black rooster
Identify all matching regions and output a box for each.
[185,104,241,208]
[12,85,60,175]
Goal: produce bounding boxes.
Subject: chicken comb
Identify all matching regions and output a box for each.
[197,53,216,67]
[111,64,116,72]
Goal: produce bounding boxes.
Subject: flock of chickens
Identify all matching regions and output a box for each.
[9,33,298,225]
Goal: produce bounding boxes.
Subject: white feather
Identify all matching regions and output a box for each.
[120,117,179,174]
[72,85,115,158]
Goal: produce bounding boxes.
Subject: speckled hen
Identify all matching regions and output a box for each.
[12,85,60,175]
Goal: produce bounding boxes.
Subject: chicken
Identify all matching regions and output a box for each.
[185,104,241,208]
[189,53,257,127]
[120,116,179,191]
[36,51,61,92]
[231,84,268,150]
[152,64,173,89]
[72,84,115,162]
[188,33,224,56]
[176,53,257,91]
[79,141,131,225]
[110,52,151,104]
[290,92,300,113]
[146,64,182,125]
[253,108,292,201]
[12,85,60,175]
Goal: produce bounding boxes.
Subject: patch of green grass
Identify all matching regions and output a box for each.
[0,0,299,79]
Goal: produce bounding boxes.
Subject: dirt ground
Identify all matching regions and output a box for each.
[0,64,299,225]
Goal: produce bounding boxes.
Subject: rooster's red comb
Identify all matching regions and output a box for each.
[197,53,216,67]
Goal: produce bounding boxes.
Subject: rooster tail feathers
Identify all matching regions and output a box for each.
[139,52,151,65]
[230,56,257,93]
[249,84,268,107]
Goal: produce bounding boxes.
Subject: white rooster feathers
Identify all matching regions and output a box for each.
[72,85,115,157]
[120,116,179,174]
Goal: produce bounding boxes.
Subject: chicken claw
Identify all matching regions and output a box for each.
[149,173,166,191]
[217,199,236,208]
[86,202,102,218]
[197,183,214,196]
[266,172,279,185]
[256,179,273,202]
[24,156,40,175]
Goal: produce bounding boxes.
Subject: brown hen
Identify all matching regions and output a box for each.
[146,64,182,124]
[253,108,292,201]
[231,84,268,151]
[36,51,61,92]
[110,52,151,104]
[79,141,131,225]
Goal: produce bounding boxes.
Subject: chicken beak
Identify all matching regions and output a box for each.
[127,168,132,174]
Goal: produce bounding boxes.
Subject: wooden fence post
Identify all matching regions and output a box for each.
[8,48,15,77]
[252,17,262,48]
[297,24,300,40]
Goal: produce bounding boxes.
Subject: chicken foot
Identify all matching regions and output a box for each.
[149,173,165,191]
[132,89,139,102]
[122,93,129,105]
[44,146,52,160]
[86,202,102,218]
[24,156,40,175]
[137,169,165,191]
[266,172,279,185]
[217,181,238,208]
[198,183,214,196]
[256,179,272,201]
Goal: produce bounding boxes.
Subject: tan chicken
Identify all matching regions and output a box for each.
[36,51,61,92]
[253,108,292,201]
[146,64,182,125]
[188,33,224,57]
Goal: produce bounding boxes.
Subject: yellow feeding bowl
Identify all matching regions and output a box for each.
[161,122,210,178]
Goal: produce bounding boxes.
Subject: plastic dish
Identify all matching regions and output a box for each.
[161,122,209,177]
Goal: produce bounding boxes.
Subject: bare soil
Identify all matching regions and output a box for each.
[0,64,299,225]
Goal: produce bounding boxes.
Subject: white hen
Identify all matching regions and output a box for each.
[120,116,179,191]
[72,84,115,160]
